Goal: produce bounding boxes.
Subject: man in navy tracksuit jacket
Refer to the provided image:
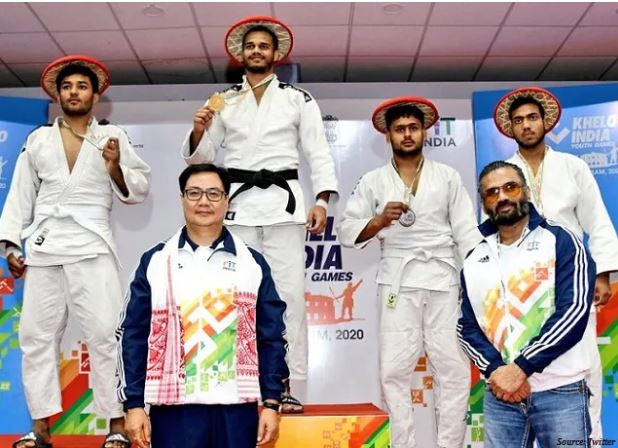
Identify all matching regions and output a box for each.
[116,163,289,448]
[458,161,595,448]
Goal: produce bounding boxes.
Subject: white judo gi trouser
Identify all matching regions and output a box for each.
[19,254,124,419]
[229,223,307,380]
[378,282,470,448]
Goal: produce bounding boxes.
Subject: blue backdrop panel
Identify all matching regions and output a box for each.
[0,95,49,433]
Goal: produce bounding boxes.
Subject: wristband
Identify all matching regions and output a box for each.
[262,400,281,413]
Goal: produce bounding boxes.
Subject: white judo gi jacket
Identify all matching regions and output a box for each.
[0,117,150,266]
[339,159,481,292]
[508,147,618,275]
[181,75,338,226]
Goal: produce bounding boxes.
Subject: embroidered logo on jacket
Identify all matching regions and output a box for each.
[223,260,236,272]
[478,255,489,263]
[526,241,540,251]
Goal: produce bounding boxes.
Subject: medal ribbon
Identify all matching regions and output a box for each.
[518,146,546,215]
[215,74,276,107]
[60,118,105,151]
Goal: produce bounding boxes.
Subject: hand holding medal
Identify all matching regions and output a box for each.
[399,187,416,227]
[378,201,411,228]
[208,92,225,113]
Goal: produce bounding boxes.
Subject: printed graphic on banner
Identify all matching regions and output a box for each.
[274,404,390,448]
[306,217,361,325]
[472,83,618,444]
[0,96,50,434]
[49,343,109,435]
[426,117,458,149]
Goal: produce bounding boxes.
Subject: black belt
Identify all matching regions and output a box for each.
[227,168,298,214]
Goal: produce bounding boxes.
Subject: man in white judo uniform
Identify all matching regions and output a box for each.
[494,86,618,440]
[181,16,338,412]
[0,55,150,448]
[338,97,481,448]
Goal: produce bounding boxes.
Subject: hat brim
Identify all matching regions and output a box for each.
[494,87,561,138]
[372,96,439,134]
[40,54,110,99]
[225,16,293,64]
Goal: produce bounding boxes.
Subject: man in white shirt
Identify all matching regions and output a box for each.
[494,86,618,440]
[339,97,481,448]
[181,16,338,412]
[0,55,150,448]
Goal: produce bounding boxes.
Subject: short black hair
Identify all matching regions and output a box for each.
[385,105,425,130]
[55,64,99,94]
[508,96,545,120]
[478,160,527,189]
[242,25,279,50]
[178,163,231,195]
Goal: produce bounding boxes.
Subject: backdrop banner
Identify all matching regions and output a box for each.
[0,95,49,434]
[3,95,483,447]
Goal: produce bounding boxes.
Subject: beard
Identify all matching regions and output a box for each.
[243,54,274,74]
[60,99,93,117]
[514,129,545,149]
[391,139,424,158]
[487,198,530,226]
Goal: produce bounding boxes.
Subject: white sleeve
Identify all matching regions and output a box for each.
[298,93,339,201]
[112,127,151,204]
[574,160,618,274]
[338,176,377,249]
[448,170,483,261]
[180,101,225,165]
[0,147,39,254]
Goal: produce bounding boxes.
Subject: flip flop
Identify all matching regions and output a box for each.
[12,432,52,448]
[281,392,304,414]
[101,432,131,448]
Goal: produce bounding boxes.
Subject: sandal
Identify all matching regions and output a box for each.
[101,432,131,448]
[12,432,52,448]
[281,392,304,414]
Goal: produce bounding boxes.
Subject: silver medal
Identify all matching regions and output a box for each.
[399,209,416,227]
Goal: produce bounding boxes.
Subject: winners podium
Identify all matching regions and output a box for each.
[0,403,390,448]
[272,403,390,448]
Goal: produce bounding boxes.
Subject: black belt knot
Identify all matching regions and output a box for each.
[227,168,298,214]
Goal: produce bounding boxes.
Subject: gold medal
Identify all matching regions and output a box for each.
[208,92,225,112]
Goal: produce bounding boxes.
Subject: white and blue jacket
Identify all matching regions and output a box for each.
[116,226,289,410]
[457,205,595,391]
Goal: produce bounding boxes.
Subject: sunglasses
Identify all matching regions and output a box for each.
[481,181,523,205]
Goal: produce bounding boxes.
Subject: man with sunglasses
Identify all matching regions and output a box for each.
[117,163,288,448]
[458,161,595,447]
[494,87,618,439]
[339,97,481,448]
[181,15,338,413]
[0,55,150,448]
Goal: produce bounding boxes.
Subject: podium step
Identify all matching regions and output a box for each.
[0,403,390,448]
[274,403,390,447]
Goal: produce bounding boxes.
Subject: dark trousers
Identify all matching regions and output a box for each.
[150,402,259,448]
